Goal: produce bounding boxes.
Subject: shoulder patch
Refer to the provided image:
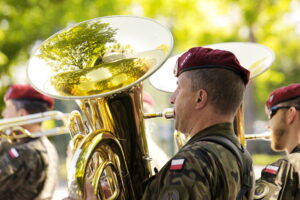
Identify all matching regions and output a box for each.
[264,165,279,175]
[8,147,19,159]
[170,159,185,170]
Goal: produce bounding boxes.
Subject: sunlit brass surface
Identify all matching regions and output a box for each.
[27,16,173,200]
[66,86,152,200]
[28,16,173,100]
[0,111,69,141]
[244,132,270,140]
[143,107,174,119]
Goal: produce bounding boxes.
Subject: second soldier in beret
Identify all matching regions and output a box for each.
[142,47,254,199]
[254,83,300,200]
[0,84,59,200]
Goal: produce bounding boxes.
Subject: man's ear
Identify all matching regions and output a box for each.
[287,107,297,124]
[286,107,297,125]
[18,108,29,117]
[195,89,207,109]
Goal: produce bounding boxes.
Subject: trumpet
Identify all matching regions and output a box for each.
[0,111,69,141]
[245,131,271,140]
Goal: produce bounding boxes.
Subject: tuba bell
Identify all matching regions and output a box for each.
[27,16,173,199]
[149,42,275,148]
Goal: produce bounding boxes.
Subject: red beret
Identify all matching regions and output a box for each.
[4,84,54,109]
[266,83,300,109]
[174,47,250,84]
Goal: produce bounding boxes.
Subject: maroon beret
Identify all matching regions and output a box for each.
[266,83,300,109]
[174,47,250,84]
[4,84,54,109]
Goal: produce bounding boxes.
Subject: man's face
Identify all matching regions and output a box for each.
[170,73,197,134]
[2,100,21,119]
[267,104,288,151]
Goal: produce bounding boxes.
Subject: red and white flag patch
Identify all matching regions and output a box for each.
[170,159,185,170]
[264,165,279,175]
[8,148,19,159]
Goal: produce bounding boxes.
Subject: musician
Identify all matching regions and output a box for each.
[142,47,254,199]
[0,84,59,200]
[254,83,300,199]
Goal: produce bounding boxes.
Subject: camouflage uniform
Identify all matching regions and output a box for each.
[254,145,300,199]
[142,123,254,200]
[0,137,58,200]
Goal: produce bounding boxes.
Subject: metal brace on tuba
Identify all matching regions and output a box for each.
[27,16,173,200]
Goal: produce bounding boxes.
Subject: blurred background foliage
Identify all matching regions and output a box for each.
[1,0,300,163]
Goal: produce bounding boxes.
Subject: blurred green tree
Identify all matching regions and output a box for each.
[1,0,299,123]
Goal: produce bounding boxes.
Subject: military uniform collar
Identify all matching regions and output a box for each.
[185,123,240,146]
[290,144,300,154]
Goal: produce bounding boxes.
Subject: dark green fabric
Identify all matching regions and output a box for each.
[254,144,300,200]
[0,137,58,200]
[142,123,254,200]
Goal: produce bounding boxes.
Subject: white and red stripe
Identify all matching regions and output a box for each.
[264,165,279,175]
[8,148,19,159]
[170,159,185,170]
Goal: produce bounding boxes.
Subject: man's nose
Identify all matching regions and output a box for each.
[170,93,175,105]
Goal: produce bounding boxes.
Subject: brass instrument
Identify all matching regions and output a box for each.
[149,42,275,148]
[245,131,271,140]
[27,16,173,200]
[0,111,69,141]
[145,108,271,145]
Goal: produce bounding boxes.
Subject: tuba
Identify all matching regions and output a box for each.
[27,16,173,199]
[149,42,275,147]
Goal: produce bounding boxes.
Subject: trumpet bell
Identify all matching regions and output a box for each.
[28,16,173,99]
[149,42,275,93]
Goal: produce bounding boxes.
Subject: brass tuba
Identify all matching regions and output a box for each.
[149,42,275,147]
[27,16,173,199]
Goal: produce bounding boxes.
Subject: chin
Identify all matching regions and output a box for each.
[271,142,284,152]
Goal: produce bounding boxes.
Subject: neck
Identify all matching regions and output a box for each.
[189,110,234,138]
[285,122,300,154]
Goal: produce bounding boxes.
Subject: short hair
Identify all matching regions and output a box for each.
[280,97,300,116]
[185,68,246,115]
[12,99,50,114]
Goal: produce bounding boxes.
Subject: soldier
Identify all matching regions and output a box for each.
[254,83,300,199]
[142,47,254,199]
[0,84,59,200]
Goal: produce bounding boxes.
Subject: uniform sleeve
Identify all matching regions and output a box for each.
[143,147,216,200]
[0,146,39,193]
[254,159,290,199]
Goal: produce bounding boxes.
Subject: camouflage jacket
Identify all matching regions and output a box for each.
[142,123,254,200]
[254,144,300,200]
[0,137,59,200]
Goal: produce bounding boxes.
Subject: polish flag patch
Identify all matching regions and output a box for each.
[264,165,279,175]
[170,159,185,170]
[8,148,19,159]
